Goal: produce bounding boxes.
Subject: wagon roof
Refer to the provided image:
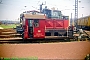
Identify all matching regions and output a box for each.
[78,15,90,19]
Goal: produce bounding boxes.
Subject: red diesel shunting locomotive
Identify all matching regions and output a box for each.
[16,9,73,40]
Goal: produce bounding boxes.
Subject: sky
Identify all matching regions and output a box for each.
[0,0,90,21]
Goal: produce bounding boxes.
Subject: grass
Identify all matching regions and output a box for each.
[0,57,38,60]
[0,24,18,29]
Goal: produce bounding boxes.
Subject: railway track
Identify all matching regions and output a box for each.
[0,28,90,44]
[0,37,90,44]
[0,38,72,44]
[0,39,24,44]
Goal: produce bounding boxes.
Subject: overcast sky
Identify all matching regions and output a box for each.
[0,0,90,21]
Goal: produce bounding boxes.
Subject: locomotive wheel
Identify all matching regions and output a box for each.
[73,36,78,41]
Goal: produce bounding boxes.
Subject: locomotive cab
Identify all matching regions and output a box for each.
[20,11,46,39]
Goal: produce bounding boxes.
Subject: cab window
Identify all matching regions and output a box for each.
[34,20,39,27]
[28,20,33,27]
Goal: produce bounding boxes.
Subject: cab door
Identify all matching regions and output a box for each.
[33,19,45,38]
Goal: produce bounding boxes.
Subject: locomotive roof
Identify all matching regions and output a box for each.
[20,11,46,19]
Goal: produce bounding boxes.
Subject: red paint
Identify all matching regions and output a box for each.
[33,20,45,38]
[54,20,64,29]
[64,20,69,29]
[24,19,29,39]
[45,19,69,29]
[45,19,54,29]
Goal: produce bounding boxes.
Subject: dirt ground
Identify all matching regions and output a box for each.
[0,41,90,59]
